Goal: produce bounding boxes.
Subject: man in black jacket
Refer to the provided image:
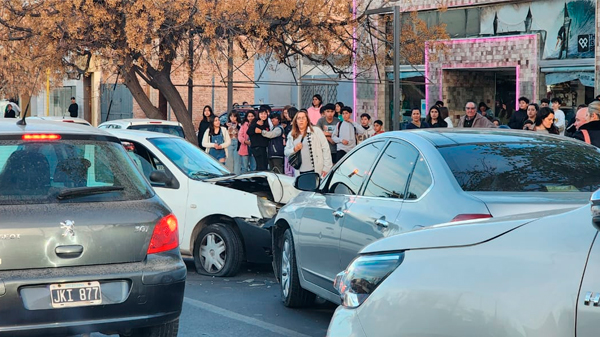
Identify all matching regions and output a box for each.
[573,101,600,147]
[508,96,529,129]
[68,97,78,118]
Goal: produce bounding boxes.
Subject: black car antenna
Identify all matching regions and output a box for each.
[16,101,29,126]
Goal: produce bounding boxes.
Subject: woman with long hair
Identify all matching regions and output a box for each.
[426,106,448,128]
[335,102,344,121]
[438,106,453,128]
[197,105,214,151]
[202,116,231,163]
[307,94,323,126]
[238,110,257,172]
[535,107,559,134]
[284,110,332,177]
[226,110,242,174]
[523,103,539,131]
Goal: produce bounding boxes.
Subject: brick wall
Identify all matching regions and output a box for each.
[442,70,495,119]
[131,59,254,131]
[394,0,514,11]
[426,34,538,118]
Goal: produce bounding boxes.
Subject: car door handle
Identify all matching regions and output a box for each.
[333,210,345,219]
[55,245,84,258]
[375,218,389,228]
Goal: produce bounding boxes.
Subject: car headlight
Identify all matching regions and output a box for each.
[257,197,277,219]
[334,252,404,308]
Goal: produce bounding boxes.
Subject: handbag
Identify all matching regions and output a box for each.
[289,135,304,170]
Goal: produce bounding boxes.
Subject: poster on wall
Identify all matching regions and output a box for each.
[480,0,596,60]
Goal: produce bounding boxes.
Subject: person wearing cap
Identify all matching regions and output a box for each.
[316,103,339,164]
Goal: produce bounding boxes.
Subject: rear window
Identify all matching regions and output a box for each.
[0,139,153,205]
[438,142,600,192]
[128,124,185,138]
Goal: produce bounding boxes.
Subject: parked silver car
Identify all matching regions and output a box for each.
[328,191,600,337]
[272,129,600,307]
[0,119,186,336]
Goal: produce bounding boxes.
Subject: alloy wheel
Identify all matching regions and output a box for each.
[281,238,291,298]
[200,233,227,273]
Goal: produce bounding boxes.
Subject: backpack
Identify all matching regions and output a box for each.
[268,126,285,158]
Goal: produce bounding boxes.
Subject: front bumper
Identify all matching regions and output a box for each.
[327,305,368,337]
[0,250,186,336]
[234,217,273,264]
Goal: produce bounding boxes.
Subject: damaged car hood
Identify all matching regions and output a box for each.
[205,172,300,204]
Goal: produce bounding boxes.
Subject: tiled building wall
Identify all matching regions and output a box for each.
[442,70,495,121]
[426,34,538,118]
[596,1,600,96]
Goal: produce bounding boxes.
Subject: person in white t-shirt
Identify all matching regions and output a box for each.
[551,97,566,135]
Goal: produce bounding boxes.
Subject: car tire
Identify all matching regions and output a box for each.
[122,318,179,337]
[280,229,315,307]
[194,223,243,277]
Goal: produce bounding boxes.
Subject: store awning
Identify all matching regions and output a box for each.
[544,71,595,87]
[386,71,425,80]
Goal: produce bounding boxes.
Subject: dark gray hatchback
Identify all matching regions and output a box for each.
[0,119,186,336]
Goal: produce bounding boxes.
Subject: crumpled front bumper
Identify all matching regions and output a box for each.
[233,217,274,264]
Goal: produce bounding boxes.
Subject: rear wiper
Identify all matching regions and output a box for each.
[57,186,125,200]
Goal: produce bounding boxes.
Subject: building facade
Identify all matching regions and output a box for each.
[379,0,598,128]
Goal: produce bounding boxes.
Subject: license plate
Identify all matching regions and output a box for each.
[49,281,102,308]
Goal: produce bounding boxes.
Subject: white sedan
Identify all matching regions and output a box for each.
[328,191,600,337]
[107,129,299,277]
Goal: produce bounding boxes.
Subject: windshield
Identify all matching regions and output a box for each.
[148,137,230,179]
[0,139,153,205]
[438,141,600,192]
[129,124,185,138]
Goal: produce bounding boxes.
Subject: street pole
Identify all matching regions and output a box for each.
[393,6,401,130]
[227,37,234,112]
[297,55,302,108]
[46,68,50,116]
[188,30,194,116]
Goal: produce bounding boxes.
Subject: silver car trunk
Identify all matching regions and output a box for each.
[0,200,164,270]
[469,191,592,217]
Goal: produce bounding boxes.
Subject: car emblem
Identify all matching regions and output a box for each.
[60,220,76,237]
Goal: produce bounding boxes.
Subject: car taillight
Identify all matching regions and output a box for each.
[451,214,492,222]
[147,214,179,254]
[22,134,61,141]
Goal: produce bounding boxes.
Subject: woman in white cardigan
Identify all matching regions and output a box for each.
[284,110,332,177]
[202,116,231,163]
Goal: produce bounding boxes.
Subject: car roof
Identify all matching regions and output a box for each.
[28,116,92,126]
[382,129,582,147]
[99,118,182,126]
[105,128,181,141]
[0,118,111,136]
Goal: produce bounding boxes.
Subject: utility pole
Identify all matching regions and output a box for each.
[188,30,194,116]
[297,55,302,108]
[227,37,234,112]
[393,6,401,131]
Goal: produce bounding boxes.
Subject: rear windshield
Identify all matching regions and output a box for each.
[438,142,600,192]
[0,139,153,205]
[128,124,185,138]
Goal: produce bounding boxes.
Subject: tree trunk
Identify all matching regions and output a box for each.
[122,68,162,120]
[158,92,168,120]
[153,71,198,145]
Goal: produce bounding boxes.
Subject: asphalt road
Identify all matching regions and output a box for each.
[95,260,336,337]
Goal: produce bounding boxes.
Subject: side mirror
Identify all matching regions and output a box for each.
[592,189,600,226]
[294,172,321,192]
[150,170,179,189]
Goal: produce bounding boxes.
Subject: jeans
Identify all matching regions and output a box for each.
[226,138,242,174]
[240,152,256,173]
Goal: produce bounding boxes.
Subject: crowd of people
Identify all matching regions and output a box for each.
[197,95,386,178]
[197,94,600,177]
